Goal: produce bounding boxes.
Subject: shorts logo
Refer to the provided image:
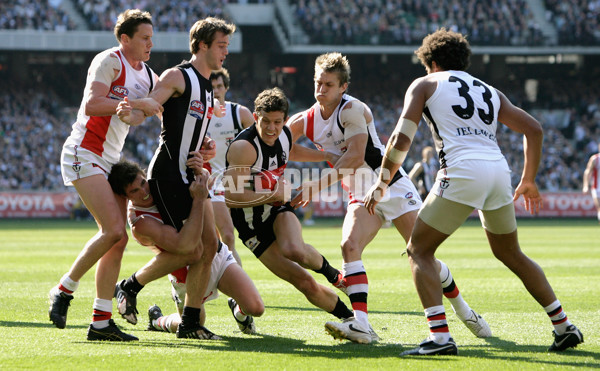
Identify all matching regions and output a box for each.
[408,200,417,205]
[109,85,128,100]
[405,192,413,199]
[188,100,205,119]
[440,178,450,189]
[72,162,81,173]
[244,236,259,251]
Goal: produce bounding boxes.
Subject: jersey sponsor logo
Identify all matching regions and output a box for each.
[188,100,205,119]
[214,122,223,128]
[244,236,259,251]
[109,85,128,100]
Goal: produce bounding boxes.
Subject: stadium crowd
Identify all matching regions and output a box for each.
[0,72,597,192]
[291,0,544,46]
[0,0,76,31]
[3,0,599,46]
[544,0,600,45]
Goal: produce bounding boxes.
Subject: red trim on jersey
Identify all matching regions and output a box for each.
[80,50,127,156]
[345,274,368,286]
[306,107,315,142]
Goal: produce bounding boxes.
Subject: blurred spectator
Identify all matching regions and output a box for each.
[291,0,544,46]
[0,0,76,31]
[545,0,600,45]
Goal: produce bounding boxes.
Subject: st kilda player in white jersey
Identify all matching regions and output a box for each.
[52,10,162,341]
[365,28,582,355]
[287,52,489,345]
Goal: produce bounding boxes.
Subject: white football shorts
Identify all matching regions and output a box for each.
[430,158,513,210]
[169,243,237,311]
[61,143,112,186]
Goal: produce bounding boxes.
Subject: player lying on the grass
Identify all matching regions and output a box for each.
[287,52,490,344]
[224,87,358,329]
[107,156,264,339]
[364,28,583,355]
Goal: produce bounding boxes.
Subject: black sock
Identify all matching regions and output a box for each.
[180,306,201,328]
[315,255,340,284]
[122,273,144,296]
[329,298,354,319]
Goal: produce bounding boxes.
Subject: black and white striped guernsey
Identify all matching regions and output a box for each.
[148,62,214,184]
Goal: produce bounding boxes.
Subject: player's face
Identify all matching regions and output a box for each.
[314,69,347,107]
[211,76,227,102]
[205,32,229,70]
[254,110,287,146]
[125,173,153,208]
[126,23,154,63]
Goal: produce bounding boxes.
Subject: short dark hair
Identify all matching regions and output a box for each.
[254,87,289,118]
[114,9,153,43]
[108,160,145,196]
[210,68,230,88]
[415,28,471,72]
[189,17,236,54]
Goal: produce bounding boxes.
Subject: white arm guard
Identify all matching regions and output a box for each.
[340,103,368,139]
[385,118,418,164]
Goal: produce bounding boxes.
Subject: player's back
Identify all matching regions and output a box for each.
[423,70,504,168]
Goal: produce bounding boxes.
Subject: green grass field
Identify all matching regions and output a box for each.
[0,218,598,370]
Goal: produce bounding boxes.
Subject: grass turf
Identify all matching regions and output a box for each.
[0,218,598,370]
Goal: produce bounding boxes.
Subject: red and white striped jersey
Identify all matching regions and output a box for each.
[65,47,156,164]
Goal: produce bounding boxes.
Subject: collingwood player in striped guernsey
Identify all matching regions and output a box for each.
[224,88,355,326]
[117,17,236,340]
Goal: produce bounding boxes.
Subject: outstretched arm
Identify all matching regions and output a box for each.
[496,89,543,214]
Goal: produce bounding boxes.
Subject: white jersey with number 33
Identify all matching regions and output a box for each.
[423,70,503,168]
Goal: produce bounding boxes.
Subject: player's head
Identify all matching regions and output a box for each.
[415,28,471,73]
[253,88,289,145]
[108,160,153,207]
[189,17,236,55]
[210,68,230,102]
[314,52,350,105]
[114,9,153,44]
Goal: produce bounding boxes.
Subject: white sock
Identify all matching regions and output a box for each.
[59,274,79,293]
[438,260,472,320]
[544,300,572,335]
[92,298,112,329]
[424,305,451,344]
[233,304,248,322]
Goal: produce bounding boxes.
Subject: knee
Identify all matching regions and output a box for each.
[292,274,320,297]
[406,242,433,263]
[341,238,361,258]
[184,249,203,265]
[103,224,127,246]
[243,297,265,317]
[280,242,308,265]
